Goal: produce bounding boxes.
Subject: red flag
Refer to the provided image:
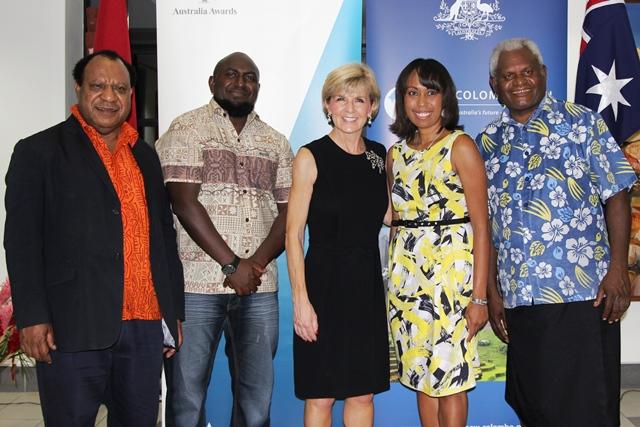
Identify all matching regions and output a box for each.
[93,0,137,130]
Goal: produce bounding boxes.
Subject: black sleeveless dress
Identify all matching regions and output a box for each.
[293,135,390,399]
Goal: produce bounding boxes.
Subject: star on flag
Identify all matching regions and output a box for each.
[586,61,632,120]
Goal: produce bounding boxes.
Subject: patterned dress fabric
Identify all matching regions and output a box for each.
[294,135,390,399]
[475,95,637,308]
[388,130,479,397]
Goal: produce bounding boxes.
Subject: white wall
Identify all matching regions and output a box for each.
[0,1,83,280]
[567,0,586,101]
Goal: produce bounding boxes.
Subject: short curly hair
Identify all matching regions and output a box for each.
[72,50,136,87]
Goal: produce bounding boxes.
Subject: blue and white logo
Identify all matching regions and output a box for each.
[384,88,396,120]
[434,0,506,41]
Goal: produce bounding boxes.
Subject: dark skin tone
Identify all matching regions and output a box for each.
[486,47,632,343]
[596,190,631,322]
[486,245,508,343]
[167,182,287,295]
[208,52,260,134]
[168,52,287,295]
[488,191,632,342]
[489,47,547,125]
[21,55,183,363]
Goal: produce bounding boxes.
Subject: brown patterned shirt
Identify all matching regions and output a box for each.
[156,99,293,294]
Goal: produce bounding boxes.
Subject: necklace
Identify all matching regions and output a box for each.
[412,127,445,151]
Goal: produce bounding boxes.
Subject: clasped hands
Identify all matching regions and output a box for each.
[223,257,266,296]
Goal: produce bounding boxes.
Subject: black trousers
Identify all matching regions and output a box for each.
[505,300,620,427]
[36,320,163,427]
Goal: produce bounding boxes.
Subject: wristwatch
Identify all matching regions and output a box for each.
[221,255,240,276]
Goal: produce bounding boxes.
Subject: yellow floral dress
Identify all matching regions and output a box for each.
[388,130,479,396]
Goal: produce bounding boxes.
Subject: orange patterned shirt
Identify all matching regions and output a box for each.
[72,106,161,320]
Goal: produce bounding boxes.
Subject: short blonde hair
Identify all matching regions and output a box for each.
[321,63,381,119]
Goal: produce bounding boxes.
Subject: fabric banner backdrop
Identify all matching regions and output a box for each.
[156,1,362,425]
[366,0,567,425]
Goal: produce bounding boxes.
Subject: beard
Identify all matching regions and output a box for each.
[215,96,255,118]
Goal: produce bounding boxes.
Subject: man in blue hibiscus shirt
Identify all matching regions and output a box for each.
[476,38,637,426]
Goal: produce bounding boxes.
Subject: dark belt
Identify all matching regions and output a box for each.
[392,216,470,228]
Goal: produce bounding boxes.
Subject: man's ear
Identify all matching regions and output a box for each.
[489,76,503,105]
[208,76,215,94]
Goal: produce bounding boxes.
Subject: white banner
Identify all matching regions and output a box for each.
[156,1,363,425]
[157,0,349,139]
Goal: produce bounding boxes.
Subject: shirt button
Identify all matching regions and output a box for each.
[242,190,247,194]
[239,161,244,167]
[245,218,249,222]
[237,138,240,142]
[245,249,249,254]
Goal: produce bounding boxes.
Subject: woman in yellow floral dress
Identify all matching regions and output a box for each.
[386,58,490,427]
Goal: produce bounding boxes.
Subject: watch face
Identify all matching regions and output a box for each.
[222,264,237,276]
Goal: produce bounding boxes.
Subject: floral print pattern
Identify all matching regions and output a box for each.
[476,96,636,308]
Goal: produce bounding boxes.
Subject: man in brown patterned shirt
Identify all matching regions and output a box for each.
[156,52,293,427]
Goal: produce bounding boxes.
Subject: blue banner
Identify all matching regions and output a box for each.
[366,0,567,425]
[366,0,567,147]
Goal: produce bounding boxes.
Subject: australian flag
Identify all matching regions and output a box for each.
[575,0,640,145]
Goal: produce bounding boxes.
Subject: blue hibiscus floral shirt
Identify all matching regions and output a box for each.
[476,95,636,308]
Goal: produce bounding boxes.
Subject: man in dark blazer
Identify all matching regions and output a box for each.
[4,50,184,427]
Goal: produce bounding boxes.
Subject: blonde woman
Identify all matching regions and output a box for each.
[286,63,390,426]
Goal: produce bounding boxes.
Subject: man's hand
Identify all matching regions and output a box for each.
[594,264,631,323]
[163,319,182,359]
[20,323,56,363]
[487,292,509,343]
[465,302,489,342]
[223,258,265,296]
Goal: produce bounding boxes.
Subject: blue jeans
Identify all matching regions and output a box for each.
[165,292,279,427]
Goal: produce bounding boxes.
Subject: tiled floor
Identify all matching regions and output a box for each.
[622,389,640,427]
[0,390,639,426]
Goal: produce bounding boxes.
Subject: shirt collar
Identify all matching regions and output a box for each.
[208,97,259,125]
[71,104,139,148]
[499,93,554,127]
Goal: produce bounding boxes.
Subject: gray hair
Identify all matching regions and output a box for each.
[489,38,544,77]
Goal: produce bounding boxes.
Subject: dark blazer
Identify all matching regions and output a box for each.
[4,115,184,352]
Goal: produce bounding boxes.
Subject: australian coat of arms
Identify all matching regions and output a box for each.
[434,0,506,41]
